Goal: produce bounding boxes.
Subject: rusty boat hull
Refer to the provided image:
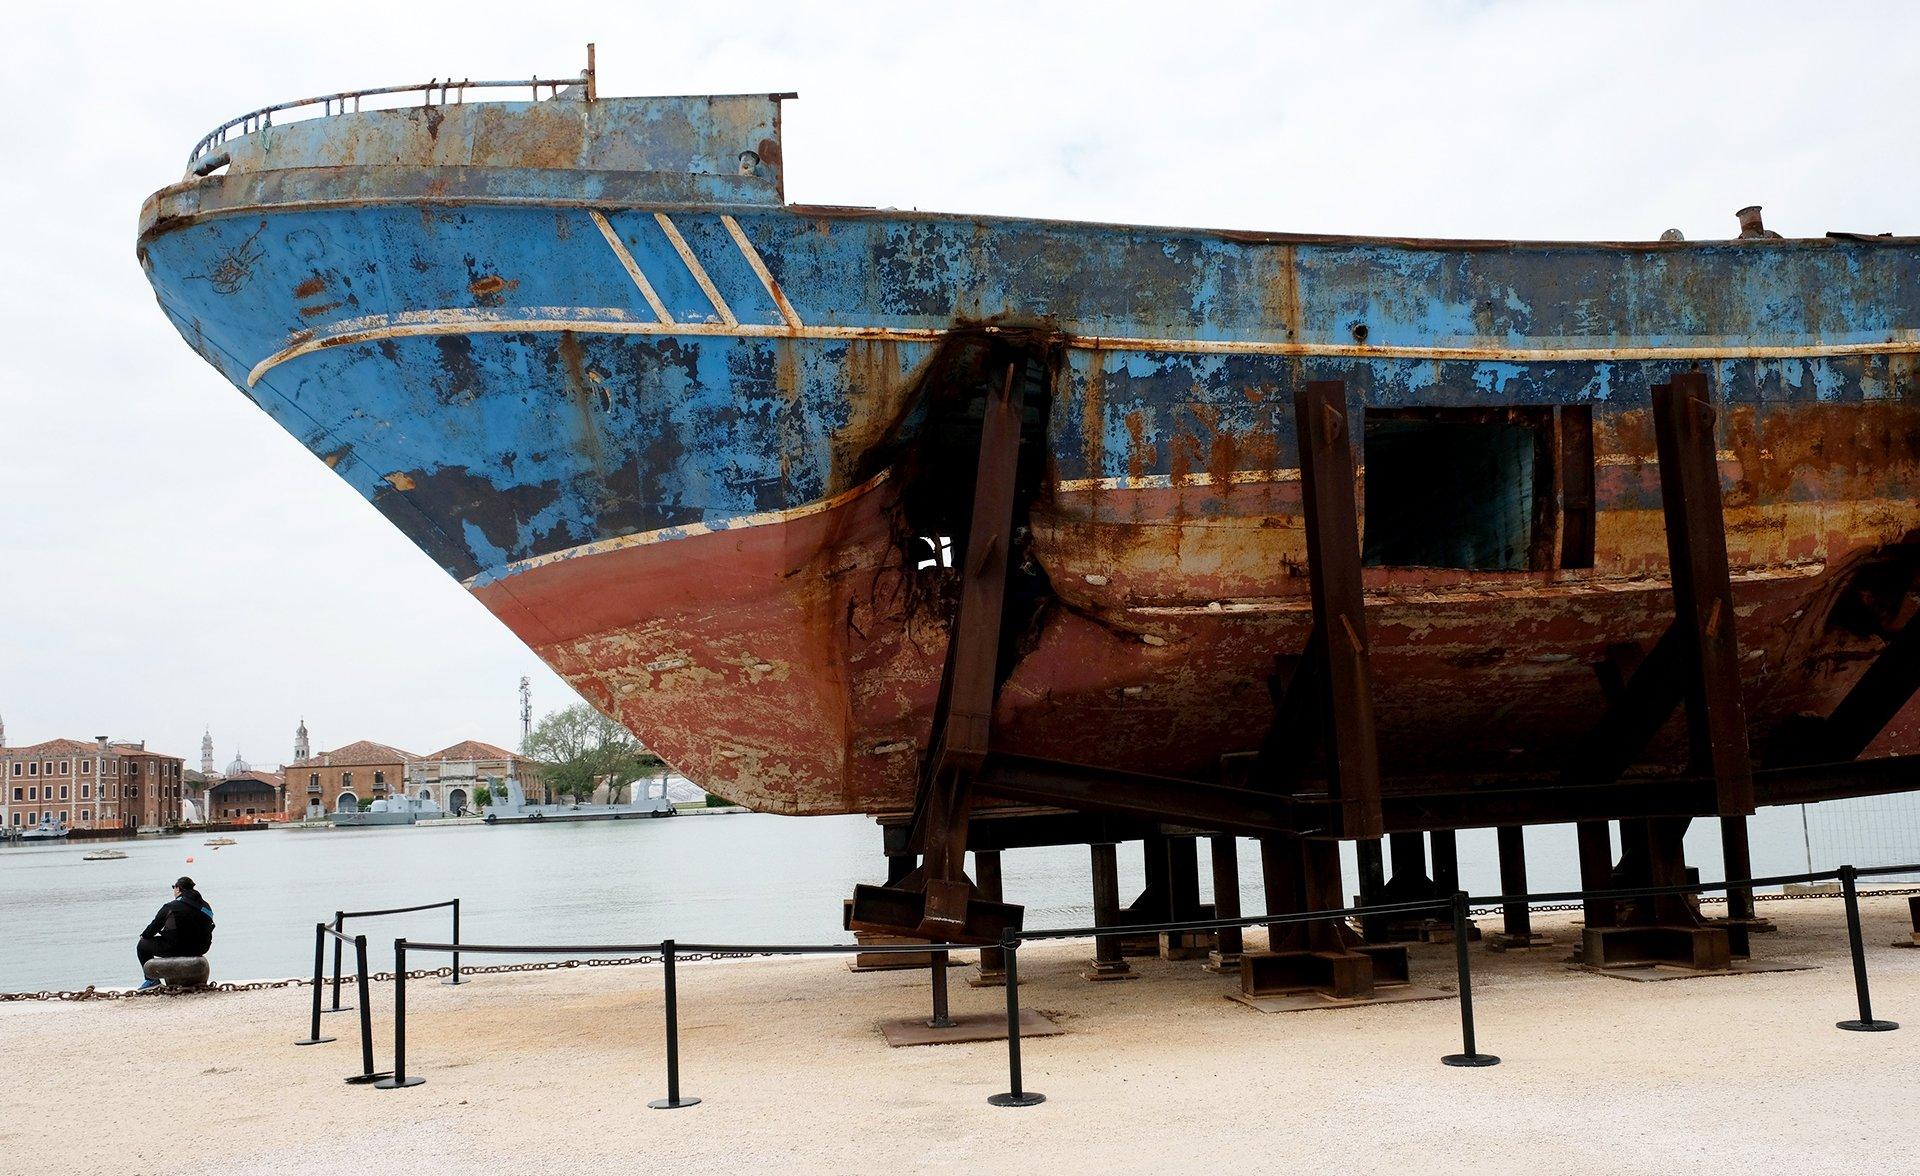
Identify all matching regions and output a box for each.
[138,88,1920,821]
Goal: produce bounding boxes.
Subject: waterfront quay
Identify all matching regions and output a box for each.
[4,898,1914,1175]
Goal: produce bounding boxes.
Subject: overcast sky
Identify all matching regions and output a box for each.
[3,1,1916,769]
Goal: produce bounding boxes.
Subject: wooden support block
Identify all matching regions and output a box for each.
[1582,924,1733,971]
[1352,943,1410,986]
[1241,949,1375,1000]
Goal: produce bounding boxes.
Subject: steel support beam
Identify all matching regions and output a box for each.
[1288,379,1384,839]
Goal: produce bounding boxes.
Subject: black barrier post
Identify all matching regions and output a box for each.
[295,922,336,1046]
[444,898,463,987]
[327,911,351,1012]
[648,939,700,1109]
[1837,865,1899,1032]
[344,934,394,1084]
[375,939,425,1088]
[989,936,1044,1106]
[1442,893,1499,1067]
[928,949,954,1028]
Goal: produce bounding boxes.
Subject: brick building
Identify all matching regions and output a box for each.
[284,740,414,818]
[2,737,185,832]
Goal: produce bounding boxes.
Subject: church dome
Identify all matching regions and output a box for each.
[226,754,251,776]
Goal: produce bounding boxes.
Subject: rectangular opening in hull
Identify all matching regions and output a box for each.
[1362,407,1555,571]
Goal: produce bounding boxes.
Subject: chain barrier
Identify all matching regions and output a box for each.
[1464,883,1920,920]
[0,955,667,1002]
[9,882,1918,1003]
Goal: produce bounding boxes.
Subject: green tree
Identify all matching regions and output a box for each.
[473,785,493,813]
[523,703,663,806]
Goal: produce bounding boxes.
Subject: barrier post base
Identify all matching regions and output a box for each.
[1838,1019,1899,1032]
[374,1076,425,1089]
[292,1036,335,1046]
[648,1096,702,1109]
[344,1071,394,1085]
[988,1091,1046,1107]
[320,1005,355,1014]
[1442,1053,1501,1067]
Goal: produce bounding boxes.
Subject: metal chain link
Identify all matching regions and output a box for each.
[1466,884,1920,919]
[0,955,666,1002]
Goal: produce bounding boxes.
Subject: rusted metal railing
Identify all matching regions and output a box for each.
[185,47,595,173]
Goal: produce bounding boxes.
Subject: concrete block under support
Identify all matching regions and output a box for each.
[1582,924,1733,972]
[1485,930,1556,952]
[1082,958,1140,982]
[878,1008,1063,1048]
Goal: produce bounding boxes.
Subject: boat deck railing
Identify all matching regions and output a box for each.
[184,48,596,175]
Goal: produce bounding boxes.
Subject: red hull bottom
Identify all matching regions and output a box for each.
[473,474,1920,817]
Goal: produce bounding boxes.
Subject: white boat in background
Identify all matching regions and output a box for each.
[20,817,70,841]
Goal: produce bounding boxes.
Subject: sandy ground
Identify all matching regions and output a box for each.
[3,897,1917,1176]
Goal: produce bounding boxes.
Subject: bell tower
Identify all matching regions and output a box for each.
[294,717,310,763]
[201,728,215,776]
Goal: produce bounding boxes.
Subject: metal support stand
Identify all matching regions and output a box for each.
[972,850,1007,986]
[989,940,1045,1106]
[1159,835,1213,959]
[343,934,394,1085]
[1837,867,1899,1032]
[325,910,351,1013]
[1488,825,1552,950]
[294,922,336,1046]
[1206,835,1245,973]
[649,940,702,1107]
[444,897,464,985]
[927,951,954,1028]
[1442,892,1500,1067]
[375,940,425,1088]
[1085,842,1135,980]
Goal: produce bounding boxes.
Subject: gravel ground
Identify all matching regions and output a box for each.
[2,897,1915,1175]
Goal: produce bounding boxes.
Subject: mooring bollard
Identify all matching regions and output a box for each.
[345,934,393,1085]
[928,949,954,1029]
[1442,892,1500,1067]
[989,937,1044,1106]
[374,939,425,1088]
[295,922,336,1046]
[327,911,352,1013]
[649,939,700,1109]
[1837,865,1899,1032]
[445,898,463,987]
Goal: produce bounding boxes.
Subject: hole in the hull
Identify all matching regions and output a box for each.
[1362,407,1556,571]
[914,535,954,570]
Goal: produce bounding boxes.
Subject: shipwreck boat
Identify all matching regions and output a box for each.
[139,53,1920,969]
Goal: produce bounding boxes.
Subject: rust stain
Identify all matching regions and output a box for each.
[298,300,343,318]
[468,274,514,297]
[385,471,416,491]
[293,276,326,298]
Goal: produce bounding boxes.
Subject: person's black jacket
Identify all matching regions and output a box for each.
[141,892,215,956]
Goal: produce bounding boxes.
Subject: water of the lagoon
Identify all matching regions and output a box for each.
[2,801,1916,991]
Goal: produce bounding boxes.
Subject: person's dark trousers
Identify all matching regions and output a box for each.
[137,936,166,972]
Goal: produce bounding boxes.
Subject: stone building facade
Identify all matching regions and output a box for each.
[2,737,184,832]
[408,740,548,813]
[284,740,414,818]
